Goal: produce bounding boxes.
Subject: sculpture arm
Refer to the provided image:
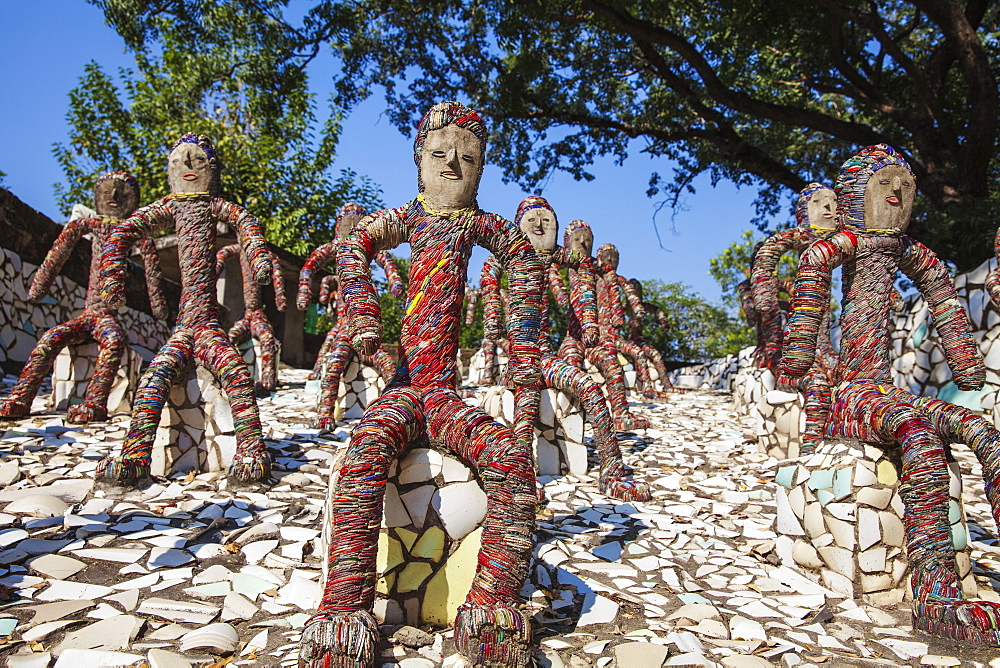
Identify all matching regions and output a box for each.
[464,285,480,326]
[215,243,240,277]
[28,218,86,302]
[213,199,271,284]
[618,273,645,319]
[101,200,174,309]
[480,256,504,342]
[319,274,338,306]
[901,239,985,390]
[136,236,169,320]
[554,248,599,346]
[339,208,408,356]
[297,241,339,310]
[375,251,406,298]
[547,263,571,308]
[750,228,811,313]
[778,234,849,380]
[269,248,287,311]
[477,214,544,386]
[645,301,671,331]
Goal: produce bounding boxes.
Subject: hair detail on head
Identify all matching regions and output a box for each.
[171,133,220,170]
[835,144,913,231]
[563,219,592,248]
[795,182,833,226]
[336,202,367,225]
[515,196,556,226]
[94,170,140,201]
[598,243,617,255]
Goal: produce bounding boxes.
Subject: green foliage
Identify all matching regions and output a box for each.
[641,280,753,362]
[709,229,798,312]
[57,2,382,255]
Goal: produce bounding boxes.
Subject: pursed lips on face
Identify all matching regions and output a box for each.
[183,173,199,181]
[886,196,900,205]
[441,171,460,180]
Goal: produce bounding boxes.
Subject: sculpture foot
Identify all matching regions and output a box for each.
[613,414,649,431]
[255,382,276,398]
[0,399,31,420]
[454,603,531,667]
[600,476,652,502]
[95,456,151,485]
[535,480,548,506]
[298,609,379,668]
[66,402,109,424]
[798,441,819,457]
[640,390,670,401]
[913,598,1000,645]
[229,450,272,483]
[315,415,338,431]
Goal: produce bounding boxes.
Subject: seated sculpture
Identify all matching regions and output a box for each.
[297,202,405,428]
[480,195,650,501]
[780,144,1000,645]
[97,133,274,484]
[215,242,286,396]
[0,170,166,423]
[299,102,544,667]
[555,219,649,430]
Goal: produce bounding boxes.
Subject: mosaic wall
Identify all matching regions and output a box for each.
[50,343,141,416]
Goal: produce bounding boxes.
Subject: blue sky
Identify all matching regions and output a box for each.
[0,1,777,304]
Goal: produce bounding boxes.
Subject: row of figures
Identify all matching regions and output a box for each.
[743,145,1000,646]
[0,101,678,667]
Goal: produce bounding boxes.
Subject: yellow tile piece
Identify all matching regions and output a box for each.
[876,460,898,486]
[396,562,433,593]
[397,528,419,551]
[376,571,395,595]
[411,527,446,562]
[376,533,404,574]
[422,527,483,627]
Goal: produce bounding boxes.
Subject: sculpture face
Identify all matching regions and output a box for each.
[94,178,139,218]
[419,125,482,212]
[168,142,214,194]
[806,188,837,230]
[336,213,364,240]
[598,245,619,271]
[567,227,594,257]
[519,207,558,253]
[863,165,914,233]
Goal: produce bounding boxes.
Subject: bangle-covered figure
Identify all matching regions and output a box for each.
[780,144,1000,645]
[96,133,274,484]
[299,102,544,668]
[480,196,650,501]
[297,202,405,429]
[595,243,671,398]
[625,277,679,392]
[307,273,342,380]
[215,243,286,396]
[555,220,649,430]
[753,183,840,451]
[0,170,167,423]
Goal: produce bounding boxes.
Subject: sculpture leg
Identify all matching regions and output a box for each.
[194,325,270,482]
[317,333,354,430]
[97,328,194,482]
[799,367,831,456]
[584,345,649,431]
[542,355,650,501]
[757,308,783,371]
[68,313,125,423]
[300,386,424,668]
[615,338,661,399]
[0,317,91,419]
[309,328,337,381]
[363,347,397,384]
[228,316,251,347]
[424,387,535,667]
[640,342,675,391]
[249,310,279,396]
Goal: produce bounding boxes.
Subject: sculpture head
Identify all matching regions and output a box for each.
[335,202,367,240]
[597,243,619,271]
[168,133,221,196]
[796,182,836,232]
[628,277,644,301]
[835,144,915,234]
[564,219,594,257]
[515,195,558,253]
[93,170,140,218]
[414,101,488,212]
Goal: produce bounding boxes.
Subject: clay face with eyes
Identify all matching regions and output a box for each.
[336,213,364,240]
[519,207,558,253]
[568,227,594,257]
[806,188,837,231]
[864,165,915,233]
[168,142,214,194]
[598,245,619,271]
[94,179,139,218]
[419,125,483,212]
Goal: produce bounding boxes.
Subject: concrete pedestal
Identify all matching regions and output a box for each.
[50,343,141,416]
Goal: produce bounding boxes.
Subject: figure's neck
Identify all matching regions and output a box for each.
[417,192,477,218]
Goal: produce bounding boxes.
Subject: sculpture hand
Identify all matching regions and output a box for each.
[953,369,986,392]
[351,329,381,357]
[582,323,599,347]
[296,282,313,311]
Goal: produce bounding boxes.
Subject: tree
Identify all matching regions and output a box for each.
[641,280,753,363]
[93,0,1000,269]
[55,6,381,255]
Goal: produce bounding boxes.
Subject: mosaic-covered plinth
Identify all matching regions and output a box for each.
[758,389,805,460]
[318,356,386,421]
[773,438,976,605]
[50,343,141,416]
[465,343,507,386]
